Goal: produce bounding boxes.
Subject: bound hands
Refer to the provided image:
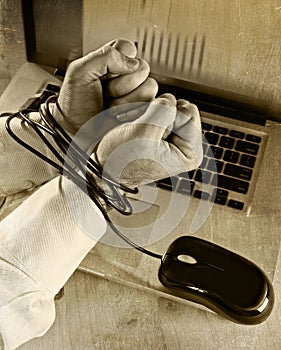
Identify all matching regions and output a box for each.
[54,39,203,187]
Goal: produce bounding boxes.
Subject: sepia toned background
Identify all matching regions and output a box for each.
[1,1,281,349]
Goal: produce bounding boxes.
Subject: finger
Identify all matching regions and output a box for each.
[149,140,203,180]
[68,44,140,80]
[173,100,193,130]
[102,102,148,123]
[174,101,202,140]
[95,95,177,167]
[77,103,148,151]
[98,136,203,188]
[173,99,200,132]
[170,101,203,168]
[110,38,137,58]
[135,94,177,132]
[106,59,150,97]
[115,102,149,122]
[109,77,158,106]
[177,99,202,130]
[105,39,138,79]
[118,94,177,142]
[157,93,177,106]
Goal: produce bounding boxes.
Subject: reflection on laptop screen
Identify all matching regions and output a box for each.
[23,0,82,70]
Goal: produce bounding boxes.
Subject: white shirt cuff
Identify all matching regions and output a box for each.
[0,176,107,349]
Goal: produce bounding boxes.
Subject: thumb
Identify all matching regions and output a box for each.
[75,44,140,80]
[110,38,137,58]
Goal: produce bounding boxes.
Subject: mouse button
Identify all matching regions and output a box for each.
[221,260,268,311]
[161,237,231,290]
[164,236,206,262]
[159,251,198,286]
[198,248,269,311]
[164,236,192,255]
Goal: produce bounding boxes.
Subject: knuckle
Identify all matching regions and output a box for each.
[64,58,88,83]
[152,98,172,107]
[177,99,190,108]
[155,93,177,106]
[190,102,200,114]
[100,44,113,57]
[112,39,137,58]
[146,77,158,95]
[136,58,150,75]
[138,78,158,100]
[66,58,83,73]
[98,45,116,66]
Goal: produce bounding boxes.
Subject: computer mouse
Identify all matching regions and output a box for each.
[158,236,274,324]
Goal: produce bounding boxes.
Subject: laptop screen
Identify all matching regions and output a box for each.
[22,0,82,71]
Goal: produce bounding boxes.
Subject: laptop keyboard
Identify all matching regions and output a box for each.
[34,84,264,212]
[157,119,264,211]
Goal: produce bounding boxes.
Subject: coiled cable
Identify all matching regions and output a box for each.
[4,95,162,259]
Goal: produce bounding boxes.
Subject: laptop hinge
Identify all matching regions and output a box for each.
[157,82,267,126]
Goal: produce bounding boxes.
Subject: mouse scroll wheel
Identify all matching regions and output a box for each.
[177,255,197,264]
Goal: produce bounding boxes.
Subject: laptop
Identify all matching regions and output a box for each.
[0,0,280,313]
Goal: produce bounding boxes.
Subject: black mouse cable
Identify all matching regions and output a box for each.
[4,97,162,260]
[40,100,140,216]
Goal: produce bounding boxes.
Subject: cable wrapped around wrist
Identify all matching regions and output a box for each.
[4,95,162,259]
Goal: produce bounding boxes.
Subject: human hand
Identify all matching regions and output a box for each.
[94,94,203,188]
[54,39,158,134]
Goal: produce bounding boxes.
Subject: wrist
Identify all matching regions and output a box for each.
[49,102,77,137]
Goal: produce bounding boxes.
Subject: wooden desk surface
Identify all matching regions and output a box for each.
[0,1,280,349]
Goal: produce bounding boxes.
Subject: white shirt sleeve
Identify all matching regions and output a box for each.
[0,175,107,350]
[0,113,61,197]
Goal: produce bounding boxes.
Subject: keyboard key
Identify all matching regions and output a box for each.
[40,90,56,101]
[202,122,212,131]
[204,132,219,145]
[211,192,228,205]
[178,171,191,179]
[178,171,196,180]
[195,170,212,183]
[27,98,43,110]
[177,179,195,195]
[224,164,253,181]
[45,84,61,93]
[246,134,261,143]
[193,190,210,200]
[207,159,224,173]
[223,150,239,163]
[229,130,245,139]
[214,195,228,205]
[188,170,196,179]
[207,146,223,159]
[212,175,249,194]
[240,154,256,168]
[235,140,259,155]
[157,177,178,191]
[228,199,244,210]
[213,126,228,135]
[157,178,172,190]
[219,136,235,149]
[216,189,229,197]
